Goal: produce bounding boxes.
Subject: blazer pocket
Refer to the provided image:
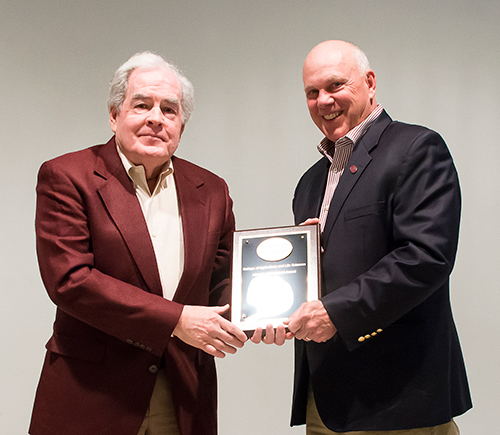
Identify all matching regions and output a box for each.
[344,201,386,221]
[46,333,106,363]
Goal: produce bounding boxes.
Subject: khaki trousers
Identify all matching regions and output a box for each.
[137,369,180,435]
[306,388,460,435]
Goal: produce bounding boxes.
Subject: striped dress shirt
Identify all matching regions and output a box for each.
[317,105,384,231]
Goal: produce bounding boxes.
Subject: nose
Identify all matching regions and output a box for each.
[317,89,334,107]
[146,106,163,126]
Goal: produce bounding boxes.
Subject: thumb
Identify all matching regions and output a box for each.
[300,217,320,226]
[212,304,230,315]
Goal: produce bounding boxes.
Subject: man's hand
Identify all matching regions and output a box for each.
[173,304,247,358]
[284,300,337,343]
[250,323,294,345]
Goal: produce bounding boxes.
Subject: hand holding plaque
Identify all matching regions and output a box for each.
[231,224,321,335]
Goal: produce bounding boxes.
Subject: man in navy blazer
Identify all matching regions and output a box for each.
[282,41,472,433]
[29,52,247,435]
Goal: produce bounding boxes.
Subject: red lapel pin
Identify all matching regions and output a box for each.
[350,165,358,174]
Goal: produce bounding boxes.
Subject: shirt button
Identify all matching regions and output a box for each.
[149,365,158,374]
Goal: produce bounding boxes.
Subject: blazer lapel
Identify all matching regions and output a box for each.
[321,111,392,248]
[94,139,163,296]
[171,157,209,304]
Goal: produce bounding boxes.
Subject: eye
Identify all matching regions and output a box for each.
[134,103,149,111]
[306,89,319,100]
[328,82,343,92]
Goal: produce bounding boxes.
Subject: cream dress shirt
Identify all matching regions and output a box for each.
[117,147,184,300]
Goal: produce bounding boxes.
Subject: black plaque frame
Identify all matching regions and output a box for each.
[231,224,320,333]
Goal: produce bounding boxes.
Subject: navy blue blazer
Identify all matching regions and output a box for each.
[291,110,472,431]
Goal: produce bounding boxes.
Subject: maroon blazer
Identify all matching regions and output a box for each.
[29,138,235,435]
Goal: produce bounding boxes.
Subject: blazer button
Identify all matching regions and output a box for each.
[358,336,365,342]
[149,365,158,374]
[364,335,371,340]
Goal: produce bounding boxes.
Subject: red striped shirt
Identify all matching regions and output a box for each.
[317,105,384,231]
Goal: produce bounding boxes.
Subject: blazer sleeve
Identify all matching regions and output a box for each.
[35,158,183,357]
[321,128,461,351]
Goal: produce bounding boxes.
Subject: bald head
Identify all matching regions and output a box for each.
[302,40,377,142]
[303,40,371,83]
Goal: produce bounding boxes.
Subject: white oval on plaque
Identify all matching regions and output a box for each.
[256,237,293,262]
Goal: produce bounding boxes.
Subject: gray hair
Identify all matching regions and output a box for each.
[352,45,371,76]
[108,51,194,124]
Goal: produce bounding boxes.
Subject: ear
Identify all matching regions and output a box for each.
[179,123,185,139]
[366,70,377,99]
[109,107,118,133]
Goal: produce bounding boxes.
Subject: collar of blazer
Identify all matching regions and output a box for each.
[93,137,211,303]
[321,110,393,247]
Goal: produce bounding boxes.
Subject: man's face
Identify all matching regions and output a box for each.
[110,67,185,168]
[303,42,376,142]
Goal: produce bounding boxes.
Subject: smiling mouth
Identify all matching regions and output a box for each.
[141,134,164,141]
[323,112,341,120]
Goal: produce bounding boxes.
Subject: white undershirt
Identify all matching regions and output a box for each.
[117,147,184,300]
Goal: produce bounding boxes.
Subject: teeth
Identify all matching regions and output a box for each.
[324,112,340,120]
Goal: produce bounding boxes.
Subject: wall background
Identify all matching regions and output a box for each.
[1,1,498,433]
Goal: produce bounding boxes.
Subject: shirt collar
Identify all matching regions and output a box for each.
[116,145,174,194]
[318,104,384,157]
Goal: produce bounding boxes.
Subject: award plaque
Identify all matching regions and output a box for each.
[231,224,321,334]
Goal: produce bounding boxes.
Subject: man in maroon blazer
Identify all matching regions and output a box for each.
[30,52,247,435]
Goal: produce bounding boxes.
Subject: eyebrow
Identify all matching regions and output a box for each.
[304,76,346,93]
[304,85,318,93]
[132,93,180,106]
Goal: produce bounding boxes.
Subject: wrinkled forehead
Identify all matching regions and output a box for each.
[128,67,181,90]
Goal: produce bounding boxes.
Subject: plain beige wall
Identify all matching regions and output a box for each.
[1,1,498,433]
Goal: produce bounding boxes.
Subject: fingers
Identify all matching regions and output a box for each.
[273,324,287,346]
[250,327,264,344]
[216,322,247,348]
[250,324,292,346]
[211,305,248,344]
[300,217,320,226]
[199,329,242,359]
[173,305,247,358]
[285,301,337,343]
